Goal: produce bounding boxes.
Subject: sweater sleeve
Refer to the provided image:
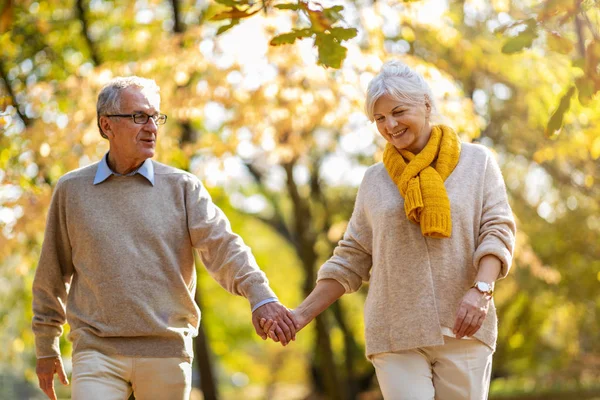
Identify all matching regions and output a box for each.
[473,152,517,279]
[185,177,276,309]
[317,175,373,293]
[32,180,75,358]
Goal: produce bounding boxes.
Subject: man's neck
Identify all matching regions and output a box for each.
[107,152,146,175]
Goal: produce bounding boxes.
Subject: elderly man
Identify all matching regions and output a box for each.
[32,76,297,400]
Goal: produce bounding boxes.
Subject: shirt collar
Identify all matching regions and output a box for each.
[93,153,155,186]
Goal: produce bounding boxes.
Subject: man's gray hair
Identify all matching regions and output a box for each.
[96,76,160,139]
[365,60,436,122]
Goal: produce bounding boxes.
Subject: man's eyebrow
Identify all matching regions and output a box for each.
[132,110,159,114]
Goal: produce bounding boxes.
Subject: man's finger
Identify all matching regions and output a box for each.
[57,360,69,385]
[252,318,268,339]
[281,314,297,340]
[274,326,288,346]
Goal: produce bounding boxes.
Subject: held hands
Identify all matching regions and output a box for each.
[260,309,311,346]
[252,301,300,346]
[453,288,491,339]
[36,356,69,400]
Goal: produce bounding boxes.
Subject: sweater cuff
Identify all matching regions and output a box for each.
[245,284,278,311]
[251,297,278,313]
[35,336,61,359]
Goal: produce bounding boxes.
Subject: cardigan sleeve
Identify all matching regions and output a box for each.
[473,152,516,279]
[317,174,373,293]
[185,176,276,309]
[32,179,75,358]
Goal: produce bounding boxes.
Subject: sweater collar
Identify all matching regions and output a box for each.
[93,153,155,186]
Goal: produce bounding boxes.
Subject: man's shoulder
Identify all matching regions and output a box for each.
[152,160,202,185]
[56,162,100,187]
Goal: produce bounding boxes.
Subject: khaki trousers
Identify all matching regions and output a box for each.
[371,336,493,400]
[71,350,192,400]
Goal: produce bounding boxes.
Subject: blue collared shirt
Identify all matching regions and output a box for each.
[93,153,155,186]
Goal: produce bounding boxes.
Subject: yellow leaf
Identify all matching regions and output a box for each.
[591,136,600,160]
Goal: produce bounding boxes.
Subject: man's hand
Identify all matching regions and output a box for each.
[252,302,299,346]
[36,356,69,400]
[453,288,491,338]
[260,309,310,344]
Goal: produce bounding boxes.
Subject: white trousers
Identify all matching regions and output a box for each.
[371,336,493,400]
[71,350,192,400]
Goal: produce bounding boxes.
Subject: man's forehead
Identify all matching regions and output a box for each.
[121,86,160,110]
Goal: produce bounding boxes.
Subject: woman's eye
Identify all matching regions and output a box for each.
[393,111,404,116]
[376,117,385,122]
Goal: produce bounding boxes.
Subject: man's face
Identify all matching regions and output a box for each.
[102,87,160,164]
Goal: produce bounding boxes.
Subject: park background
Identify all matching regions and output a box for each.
[0,0,599,399]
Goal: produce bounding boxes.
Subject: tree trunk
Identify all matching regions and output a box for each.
[74,0,101,65]
[194,285,220,400]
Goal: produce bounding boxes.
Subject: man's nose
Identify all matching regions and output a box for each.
[144,117,158,130]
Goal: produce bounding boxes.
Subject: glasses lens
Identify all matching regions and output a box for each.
[133,113,149,124]
[156,114,167,125]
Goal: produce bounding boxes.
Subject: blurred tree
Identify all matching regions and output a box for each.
[1,0,599,399]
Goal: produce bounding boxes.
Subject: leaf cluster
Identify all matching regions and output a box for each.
[211,0,357,68]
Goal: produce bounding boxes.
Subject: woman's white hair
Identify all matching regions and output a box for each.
[365,60,436,122]
[96,76,160,139]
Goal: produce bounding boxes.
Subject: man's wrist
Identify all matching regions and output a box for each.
[251,297,278,313]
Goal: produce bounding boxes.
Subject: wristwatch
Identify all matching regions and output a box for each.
[471,281,494,296]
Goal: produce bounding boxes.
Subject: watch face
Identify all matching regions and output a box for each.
[477,282,490,292]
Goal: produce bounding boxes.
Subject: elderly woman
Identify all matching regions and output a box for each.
[263,60,516,399]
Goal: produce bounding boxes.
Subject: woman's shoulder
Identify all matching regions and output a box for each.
[459,142,496,167]
[363,162,388,182]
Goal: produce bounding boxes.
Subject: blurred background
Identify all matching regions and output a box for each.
[0,0,599,399]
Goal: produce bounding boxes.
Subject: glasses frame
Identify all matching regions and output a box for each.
[104,113,168,125]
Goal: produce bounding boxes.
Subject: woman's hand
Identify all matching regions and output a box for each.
[260,309,311,344]
[453,288,491,338]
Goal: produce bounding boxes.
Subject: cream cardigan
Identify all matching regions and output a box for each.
[317,143,516,357]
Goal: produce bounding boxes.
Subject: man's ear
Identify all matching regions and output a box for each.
[99,116,114,139]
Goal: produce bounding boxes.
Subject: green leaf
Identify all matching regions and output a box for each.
[216,19,240,35]
[274,3,301,10]
[315,33,347,68]
[329,27,357,41]
[214,0,241,6]
[546,31,573,55]
[575,77,595,105]
[269,29,313,46]
[501,22,538,54]
[270,32,300,46]
[546,86,575,138]
[211,7,258,21]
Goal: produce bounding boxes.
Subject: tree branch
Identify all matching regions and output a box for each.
[75,0,101,65]
[242,160,294,244]
[575,14,586,59]
[170,0,184,34]
[0,58,30,127]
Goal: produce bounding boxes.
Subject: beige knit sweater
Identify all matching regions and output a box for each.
[317,143,516,357]
[32,161,276,360]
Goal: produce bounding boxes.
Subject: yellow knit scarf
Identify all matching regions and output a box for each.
[383,125,461,238]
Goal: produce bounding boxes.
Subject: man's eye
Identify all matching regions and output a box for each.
[134,113,146,118]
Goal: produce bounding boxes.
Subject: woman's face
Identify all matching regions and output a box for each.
[373,94,432,154]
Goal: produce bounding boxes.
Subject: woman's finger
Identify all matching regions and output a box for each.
[457,312,474,338]
[453,306,467,335]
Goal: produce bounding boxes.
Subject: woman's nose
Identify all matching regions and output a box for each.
[386,117,397,131]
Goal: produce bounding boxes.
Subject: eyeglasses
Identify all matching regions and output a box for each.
[104,113,168,125]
